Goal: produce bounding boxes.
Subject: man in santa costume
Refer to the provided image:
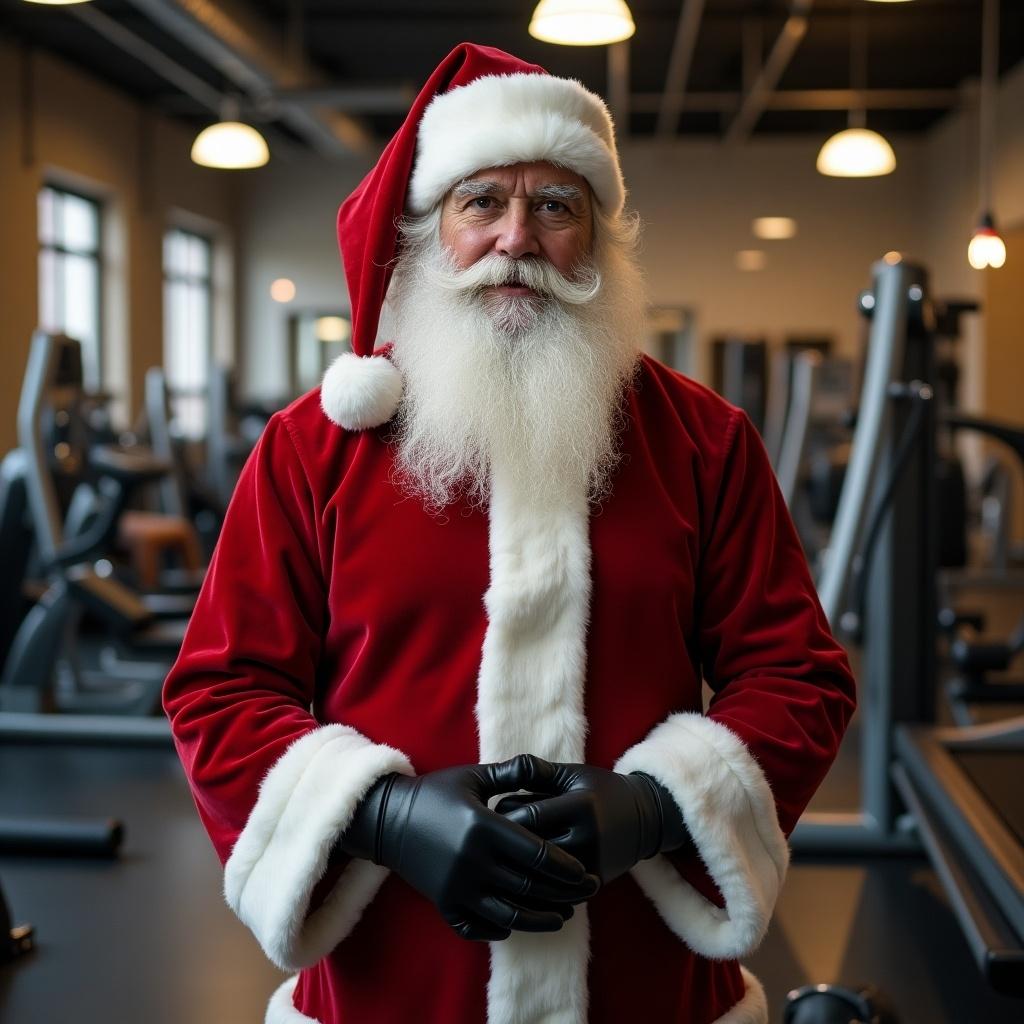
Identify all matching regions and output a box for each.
[164,42,855,1024]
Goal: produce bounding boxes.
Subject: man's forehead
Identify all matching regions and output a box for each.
[455,162,590,196]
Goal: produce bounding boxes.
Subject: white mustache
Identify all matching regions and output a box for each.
[423,251,602,306]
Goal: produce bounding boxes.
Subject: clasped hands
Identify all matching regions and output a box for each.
[340,753,691,942]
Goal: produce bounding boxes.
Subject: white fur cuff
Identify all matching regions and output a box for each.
[320,351,403,430]
[716,968,769,1024]
[224,724,414,971]
[266,976,317,1023]
[614,713,789,960]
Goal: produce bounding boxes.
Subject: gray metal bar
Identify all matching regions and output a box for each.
[817,260,909,627]
[18,332,65,565]
[790,812,919,855]
[775,350,821,507]
[0,711,173,747]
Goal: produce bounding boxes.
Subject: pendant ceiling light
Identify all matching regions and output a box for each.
[816,15,896,178]
[967,0,1005,269]
[529,0,636,46]
[191,99,269,170]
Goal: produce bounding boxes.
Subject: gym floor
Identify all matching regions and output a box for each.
[2,732,1022,1023]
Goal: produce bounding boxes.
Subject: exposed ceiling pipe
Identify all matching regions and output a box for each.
[273,85,416,113]
[122,0,371,157]
[72,4,225,115]
[632,88,961,115]
[656,0,706,138]
[725,0,814,145]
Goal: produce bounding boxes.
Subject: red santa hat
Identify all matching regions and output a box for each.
[321,42,626,431]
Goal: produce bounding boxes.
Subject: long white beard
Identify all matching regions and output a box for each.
[384,228,646,512]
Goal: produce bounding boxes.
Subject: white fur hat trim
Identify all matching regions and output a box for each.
[408,73,625,214]
[320,351,403,431]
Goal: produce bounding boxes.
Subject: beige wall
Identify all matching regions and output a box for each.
[0,37,241,452]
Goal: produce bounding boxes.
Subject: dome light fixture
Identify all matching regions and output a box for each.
[816,129,896,178]
[191,98,268,170]
[816,15,896,178]
[191,120,269,170]
[529,0,636,46]
[23,0,93,5]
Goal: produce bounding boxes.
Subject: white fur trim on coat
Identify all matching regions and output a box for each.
[614,713,790,960]
[224,724,414,971]
[264,966,767,1024]
[477,462,593,1024]
[409,73,625,215]
[320,351,403,430]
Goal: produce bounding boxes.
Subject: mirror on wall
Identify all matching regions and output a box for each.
[288,312,352,397]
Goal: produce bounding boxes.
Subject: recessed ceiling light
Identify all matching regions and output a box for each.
[736,250,767,271]
[753,217,797,240]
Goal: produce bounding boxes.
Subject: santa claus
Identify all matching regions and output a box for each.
[164,42,855,1024]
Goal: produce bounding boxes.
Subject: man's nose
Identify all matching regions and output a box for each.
[494,203,541,259]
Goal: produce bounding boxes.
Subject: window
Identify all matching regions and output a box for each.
[38,186,103,389]
[163,228,213,437]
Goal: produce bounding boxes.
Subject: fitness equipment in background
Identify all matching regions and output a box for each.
[0,332,186,716]
[784,982,898,1024]
[0,877,33,967]
[793,255,1024,1001]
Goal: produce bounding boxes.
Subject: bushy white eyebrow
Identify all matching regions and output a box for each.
[451,179,585,202]
[534,183,584,202]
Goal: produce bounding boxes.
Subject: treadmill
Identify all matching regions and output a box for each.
[795,257,1024,998]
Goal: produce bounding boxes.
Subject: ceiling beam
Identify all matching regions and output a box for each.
[607,41,630,136]
[272,85,416,113]
[724,0,814,145]
[122,0,372,157]
[656,0,706,138]
[632,88,962,115]
[72,4,225,115]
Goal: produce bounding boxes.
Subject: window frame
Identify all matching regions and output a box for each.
[38,183,105,388]
[162,225,215,438]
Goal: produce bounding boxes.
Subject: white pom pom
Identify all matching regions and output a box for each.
[320,352,403,431]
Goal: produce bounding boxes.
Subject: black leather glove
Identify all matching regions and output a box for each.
[340,754,600,942]
[496,762,693,886]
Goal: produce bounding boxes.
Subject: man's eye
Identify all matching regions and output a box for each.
[540,200,568,214]
[471,196,494,209]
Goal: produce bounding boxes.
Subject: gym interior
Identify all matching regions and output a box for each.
[1,2,1023,1022]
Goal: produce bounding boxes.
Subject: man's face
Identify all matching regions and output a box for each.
[438,161,594,302]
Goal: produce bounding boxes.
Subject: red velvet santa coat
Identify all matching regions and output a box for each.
[164,354,855,1024]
